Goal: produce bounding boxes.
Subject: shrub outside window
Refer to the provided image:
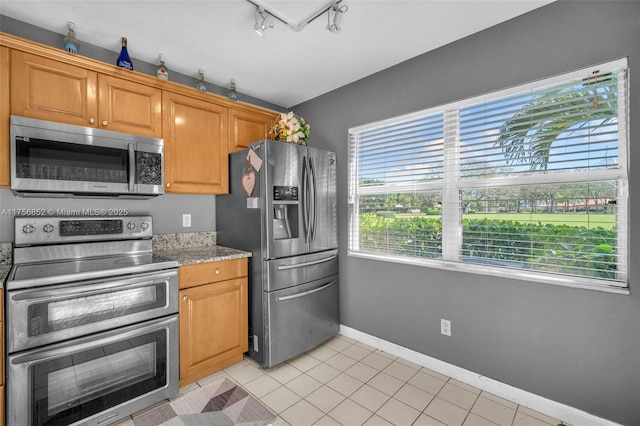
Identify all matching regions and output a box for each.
[348,59,628,291]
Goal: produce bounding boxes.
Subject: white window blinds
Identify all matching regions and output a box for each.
[348,58,628,290]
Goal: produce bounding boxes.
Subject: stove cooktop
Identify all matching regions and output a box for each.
[7,253,178,290]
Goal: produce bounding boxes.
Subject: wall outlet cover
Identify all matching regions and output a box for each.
[182,214,192,227]
[441,318,451,336]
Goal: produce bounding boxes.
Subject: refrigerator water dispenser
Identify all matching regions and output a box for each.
[273,203,297,239]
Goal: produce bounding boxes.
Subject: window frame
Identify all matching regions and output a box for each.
[348,58,629,294]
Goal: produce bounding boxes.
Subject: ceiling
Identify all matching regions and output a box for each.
[0,0,554,108]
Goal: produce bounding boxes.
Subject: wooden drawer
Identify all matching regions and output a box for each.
[179,258,247,289]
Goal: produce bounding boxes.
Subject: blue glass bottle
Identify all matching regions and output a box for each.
[229,79,238,101]
[116,37,133,70]
[196,68,207,92]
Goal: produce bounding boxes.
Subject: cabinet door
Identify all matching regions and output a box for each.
[98,75,162,138]
[179,278,248,386]
[163,92,228,194]
[1,47,9,187]
[229,108,275,153]
[10,50,98,126]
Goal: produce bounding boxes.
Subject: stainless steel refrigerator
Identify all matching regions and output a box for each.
[216,139,339,368]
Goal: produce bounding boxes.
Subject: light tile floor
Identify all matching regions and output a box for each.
[184,334,568,426]
[127,335,564,426]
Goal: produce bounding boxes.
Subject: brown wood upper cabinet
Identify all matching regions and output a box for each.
[11,50,162,138]
[162,91,229,194]
[228,107,275,153]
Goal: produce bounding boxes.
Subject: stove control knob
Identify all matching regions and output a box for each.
[43,223,54,233]
[22,224,35,234]
[140,221,149,231]
[127,222,136,230]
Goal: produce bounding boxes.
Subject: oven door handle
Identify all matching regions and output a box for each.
[11,274,174,301]
[9,315,178,364]
[128,143,136,192]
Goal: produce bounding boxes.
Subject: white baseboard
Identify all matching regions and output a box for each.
[339,325,621,426]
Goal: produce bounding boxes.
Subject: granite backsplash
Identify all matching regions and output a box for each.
[0,242,11,265]
[152,231,217,251]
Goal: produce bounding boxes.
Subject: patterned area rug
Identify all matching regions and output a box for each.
[131,377,276,426]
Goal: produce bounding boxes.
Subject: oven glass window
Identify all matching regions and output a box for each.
[15,137,128,183]
[28,283,167,337]
[32,330,167,426]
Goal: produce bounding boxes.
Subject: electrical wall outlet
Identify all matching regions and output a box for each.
[441,318,451,336]
[182,214,192,227]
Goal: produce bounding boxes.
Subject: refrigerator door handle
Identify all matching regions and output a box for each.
[309,156,317,242]
[302,156,309,241]
[276,280,337,302]
[276,254,337,271]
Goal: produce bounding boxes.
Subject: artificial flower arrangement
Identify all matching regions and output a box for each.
[269,111,310,145]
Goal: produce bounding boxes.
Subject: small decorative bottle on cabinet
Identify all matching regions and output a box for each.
[116,37,134,70]
[63,22,79,53]
[156,53,169,80]
[229,79,238,101]
[196,68,207,92]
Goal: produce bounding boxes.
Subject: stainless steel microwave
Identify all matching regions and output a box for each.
[10,115,164,198]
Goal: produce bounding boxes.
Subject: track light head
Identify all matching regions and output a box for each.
[254,6,274,37]
[327,3,348,33]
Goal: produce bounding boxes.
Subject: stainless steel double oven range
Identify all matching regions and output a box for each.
[5,215,179,426]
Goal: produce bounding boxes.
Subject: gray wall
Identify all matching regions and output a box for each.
[0,188,215,241]
[293,2,640,425]
[0,15,285,241]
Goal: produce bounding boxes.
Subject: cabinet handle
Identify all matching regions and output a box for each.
[102,120,108,126]
[182,295,188,301]
[215,269,221,275]
[166,182,172,188]
[89,117,95,124]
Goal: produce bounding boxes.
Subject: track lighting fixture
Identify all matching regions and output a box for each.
[247,0,348,34]
[327,3,348,33]
[254,6,274,37]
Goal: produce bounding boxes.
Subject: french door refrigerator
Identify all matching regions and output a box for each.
[216,139,338,368]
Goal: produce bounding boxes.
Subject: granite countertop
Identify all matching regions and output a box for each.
[154,245,251,266]
[0,265,11,285]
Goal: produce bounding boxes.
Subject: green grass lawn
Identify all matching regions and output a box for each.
[396,212,616,229]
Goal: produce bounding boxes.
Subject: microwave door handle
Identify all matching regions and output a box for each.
[128,144,135,192]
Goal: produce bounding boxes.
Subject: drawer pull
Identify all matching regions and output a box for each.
[215,269,221,275]
[277,280,336,302]
[276,255,336,271]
